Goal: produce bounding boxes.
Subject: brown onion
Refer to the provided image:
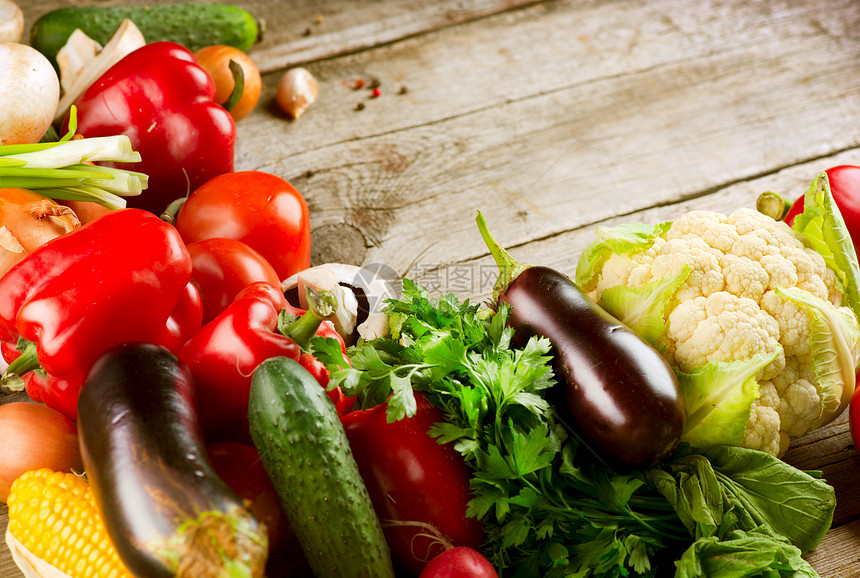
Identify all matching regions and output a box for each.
[0,402,83,502]
[59,199,112,224]
[0,188,80,277]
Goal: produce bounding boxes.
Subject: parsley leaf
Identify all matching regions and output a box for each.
[315,279,834,577]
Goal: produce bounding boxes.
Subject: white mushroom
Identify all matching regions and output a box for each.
[0,43,60,145]
[0,1,24,44]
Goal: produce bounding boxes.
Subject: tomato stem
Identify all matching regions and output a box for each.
[160,196,187,224]
[223,59,246,112]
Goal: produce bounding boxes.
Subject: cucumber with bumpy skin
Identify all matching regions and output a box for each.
[31,3,263,68]
[248,356,396,578]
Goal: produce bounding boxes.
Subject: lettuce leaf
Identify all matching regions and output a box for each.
[791,171,860,321]
[598,264,690,351]
[649,445,836,554]
[679,349,781,448]
[775,285,860,428]
[674,527,821,578]
[574,221,671,289]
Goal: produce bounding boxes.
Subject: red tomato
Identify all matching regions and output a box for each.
[785,166,860,253]
[341,393,483,576]
[419,547,498,578]
[187,238,282,325]
[174,171,311,280]
[206,441,288,549]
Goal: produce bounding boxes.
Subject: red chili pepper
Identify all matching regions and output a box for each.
[0,209,199,421]
[71,42,237,214]
[179,281,353,443]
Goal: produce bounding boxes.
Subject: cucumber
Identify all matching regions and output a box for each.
[248,357,395,578]
[30,3,263,68]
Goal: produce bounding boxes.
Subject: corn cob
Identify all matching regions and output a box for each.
[5,468,131,578]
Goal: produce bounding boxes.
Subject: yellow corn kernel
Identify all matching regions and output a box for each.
[6,468,131,578]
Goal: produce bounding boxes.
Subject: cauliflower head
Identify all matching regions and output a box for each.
[576,201,860,458]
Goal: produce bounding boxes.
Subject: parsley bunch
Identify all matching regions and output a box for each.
[312,279,834,577]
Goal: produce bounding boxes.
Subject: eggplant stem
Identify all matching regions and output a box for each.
[475,210,528,303]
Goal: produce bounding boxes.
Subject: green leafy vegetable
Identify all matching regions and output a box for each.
[312,280,835,577]
[599,264,691,350]
[574,221,671,290]
[674,527,820,578]
[647,445,835,553]
[678,349,780,448]
[791,171,860,320]
[775,285,860,429]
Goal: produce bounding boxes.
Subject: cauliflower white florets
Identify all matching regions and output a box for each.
[588,208,858,457]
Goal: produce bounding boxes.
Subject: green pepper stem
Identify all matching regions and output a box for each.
[475,210,529,302]
[1,339,42,391]
[281,287,338,349]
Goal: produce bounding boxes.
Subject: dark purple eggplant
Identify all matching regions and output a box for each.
[77,342,268,577]
[476,212,685,470]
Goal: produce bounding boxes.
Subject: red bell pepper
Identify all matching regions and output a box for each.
[0,209,200,421]
[71,41,236,214]
[179,281,354,444]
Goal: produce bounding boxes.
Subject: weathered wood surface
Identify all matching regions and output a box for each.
[4,0,860,576]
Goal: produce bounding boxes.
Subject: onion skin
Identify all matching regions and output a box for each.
[59,199,112,224]
[0,188,80,276]
[0,402,83,502]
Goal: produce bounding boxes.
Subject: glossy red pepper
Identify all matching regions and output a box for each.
[0,209,199,421]
[71,42,236,214]
[178,281,353,443]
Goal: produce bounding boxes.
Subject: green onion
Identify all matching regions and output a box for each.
[0,106,147,210]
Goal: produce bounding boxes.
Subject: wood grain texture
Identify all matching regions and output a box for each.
[4,0,860,575]
[232,0,860,277]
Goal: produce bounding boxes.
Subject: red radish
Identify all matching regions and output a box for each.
[419,547,498,578]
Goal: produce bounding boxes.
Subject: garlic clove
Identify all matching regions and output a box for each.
[276,67,319,119]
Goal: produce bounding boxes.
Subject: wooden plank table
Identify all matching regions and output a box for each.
[3,0,860,575]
